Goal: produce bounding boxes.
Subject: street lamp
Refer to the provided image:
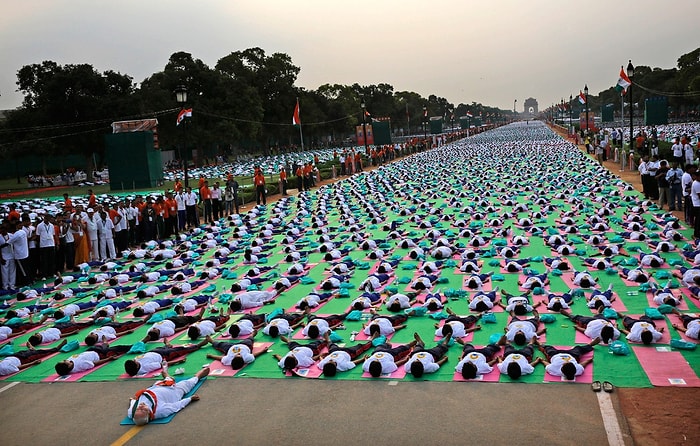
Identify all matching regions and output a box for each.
[360,98,369,155]
[423,106,427,147]
[560,98,564,125]
[514,99,517,114]
[627,60,635,151]
[174,84,189,188]
[569,94,573,134]
[584,84,589,134]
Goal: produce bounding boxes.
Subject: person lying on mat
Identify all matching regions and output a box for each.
[174,294,214,315]
[496,342,539,380]
[54,341,132,375]
[650,282,682,307]
[464,272,494,290]
[670,310,700,340]
[142,308,205,342]
[385,292,417,312]
[84,319,148,346]
[186,314,231,340]
[227,313,267,338]
[317,338,376,377]
[538,338,599,380]
[0,339,67,375]
[434,308,481,339]
[404,333,451,378]
[468,289,502,312]
[206,334,270,370]
[295,292,333,311]
[362,335,421,378]
[543,257,570,271]
[500,289,535,315]
[518,272,549,290]
[638,252,664,268]
[126,366,209,426]
[544,292,573,312]
[273,333,329,371]
[503,310,545,345]
[619,315,664,345]
[570,270,597,289]
[454,340,501,380]
[581,256,616,271]
[124,338,211,376]
[585,285,616,312]
[619,268,649,284]
[262,312,306,338]
[560,310,621,344]
[351,292,383,311]
[132,298,176,317]
[363,312,410,337]
[673,266,700,287]
[27,317,95,346]
[302,312,349,339]
[228,290,279,312]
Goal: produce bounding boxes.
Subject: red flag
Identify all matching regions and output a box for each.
[292,100,301,125]
[176,108,192,126]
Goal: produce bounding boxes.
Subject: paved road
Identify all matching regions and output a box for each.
[0,378,630,446]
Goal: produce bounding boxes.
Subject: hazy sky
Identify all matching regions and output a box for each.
[1,0,698,113]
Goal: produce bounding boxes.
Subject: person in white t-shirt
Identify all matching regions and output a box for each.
[404,333,451,378]
[539,338,599,381]
[316,339,376,377]
[455,342,501,380]
[207,336,270,370]
[123,339,210,376]
[497,343,539,379]
[54,341,132,375]
[672,312,700,340]
[362,336,420,378]
[0,340,67,376]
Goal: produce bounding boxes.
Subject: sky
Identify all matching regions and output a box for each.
[1,0,698,114]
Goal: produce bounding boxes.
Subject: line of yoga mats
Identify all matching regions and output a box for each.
[3,158,700,387]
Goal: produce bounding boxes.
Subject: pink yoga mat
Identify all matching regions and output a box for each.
[632,345,700,386]
[543,348,594,383]
[453,368,500,382]
[361,367,407,379]
[0,351,62,381]
[559,273,599,291]
[354,329,396,342]
[291,365,324,379]
[286,299,330,314]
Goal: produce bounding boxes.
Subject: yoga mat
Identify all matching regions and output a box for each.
[644,291,689,310]
[623,314,672,344]
[452,368,500,382]
[361,367,406,379]
[632,346,700,386]
[0,350,63,381]
[543,348,594,383]
[666,313,700,344]
[41,359,114,382]
[433,320,475,342]
[291,365,324,379]
[119,378,206,425]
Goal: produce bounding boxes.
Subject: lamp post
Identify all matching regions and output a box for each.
[423,106,427,147]
[627,60,635,151]
[569,94,573,135]
[360,98,369,155]
[560,98,564,125]
[584,84,589,134]
[174,84,189,188]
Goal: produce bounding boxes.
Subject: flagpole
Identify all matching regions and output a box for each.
[296,97,304,151]
[406,103,410,136]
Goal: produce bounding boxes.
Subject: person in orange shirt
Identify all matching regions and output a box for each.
[153,197,167,239]
[295,165,304,193]
[302,162,312,191]
[63,194,73,212]
[354,152,362,172]
[279,166,288,196]
[200,181,213,224]
[174,179,183,194]
[164,192,178,237]
[87,189,97,209]
[7,204,20,222]
[254,170,266,205]
[198,175,206,192]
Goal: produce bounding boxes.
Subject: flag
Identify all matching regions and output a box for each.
[616,67,632,94]
[466,112,473,118]
[364,110,371,118]
[176,108,192,126]
[292,99,301,126]
[423,108,428,118]
[578,91,586,104]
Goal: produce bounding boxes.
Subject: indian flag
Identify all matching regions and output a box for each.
[176,108,192,126]
[292,100,301,126]
[578,91,586,105]
[616,66,632,94]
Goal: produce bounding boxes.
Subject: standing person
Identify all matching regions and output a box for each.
[683,164,697,225]
[684,138,695,169]
[594,142,604,165]
[223,185,234,217]
[87,189,97,209]
[254,168,266,205]
[85,208,99,262]
[227,177,240,214]
[672,137,684,168]
[98,210,117,261]
[153,197,166,240]
[655,160,670,211]
[141,201,157,242]
[184,187,198,228]
[692,170,700,240]
[36,213,57,280]
[295,164,304,193]
[279,166,287,196]
[646,156,660,200]
[115,201,129,253]
[21,214,38,283]
[667,161,684,212]
[71,214,89,265]
[126,199,138,247]
[200,181,213,225]
[210,182,222,221]
[303,162,312,191]
[174,189,187,231]
[164,192,179,237]
[638,155,650,199]
[0,222,17,290]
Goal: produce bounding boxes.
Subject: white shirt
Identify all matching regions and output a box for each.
[545,353,585,377]
[455,351,492,376]
[68,351,101,373]
[36,222,55,248]
[627,321,663,343]
[302,319,330,337]
[497,353,535,375]
[363,318,395,336]
[278,346,315,368]
[686,319,700,340]
[0,356,22,375]
[89,326,117,342]
[191,320,217,337]
[151,320,177,339]
[134,352,164,375]
[692,180,700,207]
[37,328,62,344]
[263,318,292,336]
[404,351,440,374]
[222,343,255,366]
[362,351,397,375]
[317,351,356,372]
[8,230,29,259]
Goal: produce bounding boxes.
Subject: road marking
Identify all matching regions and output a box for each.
[597,392,625,445]
[110,426,143,446]
[0,381,20,394]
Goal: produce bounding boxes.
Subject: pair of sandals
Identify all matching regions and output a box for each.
[592,380,614,393]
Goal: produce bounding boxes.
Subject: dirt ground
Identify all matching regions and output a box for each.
[557,129,699,446]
